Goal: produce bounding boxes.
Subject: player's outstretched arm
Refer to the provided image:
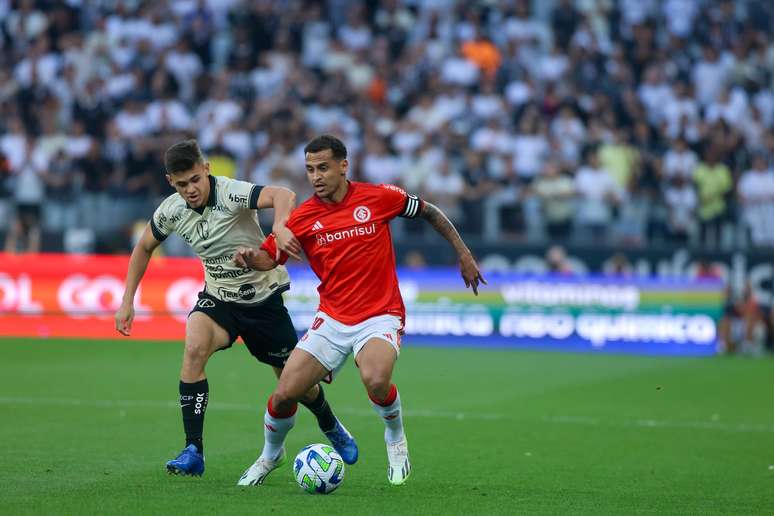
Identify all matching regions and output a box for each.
[419,201,487,295]
[234,247,279,271]
[116,224,161,336]
[256,186,302,260]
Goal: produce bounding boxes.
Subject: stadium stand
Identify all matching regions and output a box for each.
[0,0,771,255]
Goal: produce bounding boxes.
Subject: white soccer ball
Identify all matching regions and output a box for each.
[293,443,345,494]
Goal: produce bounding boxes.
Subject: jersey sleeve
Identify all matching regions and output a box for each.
[223,178,263,210]
[149,199,174,242]
[378,184,424,220]
[260,234,289,265]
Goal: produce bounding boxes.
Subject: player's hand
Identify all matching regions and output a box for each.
[459,252,487,296]
[115,303,135,336]
[234,246,260,269]
[272,225,302,261]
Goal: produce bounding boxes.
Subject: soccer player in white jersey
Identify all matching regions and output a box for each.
[114,140,357,478]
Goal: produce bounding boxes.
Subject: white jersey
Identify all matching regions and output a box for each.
[150,175,290,305]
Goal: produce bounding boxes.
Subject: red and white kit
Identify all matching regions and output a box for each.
[262,182,423,374]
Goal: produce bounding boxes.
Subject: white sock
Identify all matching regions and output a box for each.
[260,400,296,461]
[370,385,405,444]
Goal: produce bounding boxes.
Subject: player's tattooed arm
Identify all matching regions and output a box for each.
[234,247,278,271]
[420,201,487,295]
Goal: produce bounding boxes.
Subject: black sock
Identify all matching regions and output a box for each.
[179,379,208,453]
[300,385,337,433]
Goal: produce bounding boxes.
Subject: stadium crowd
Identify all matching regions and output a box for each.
[0,0,772,254]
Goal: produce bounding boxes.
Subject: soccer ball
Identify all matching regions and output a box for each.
[293,443,345,494]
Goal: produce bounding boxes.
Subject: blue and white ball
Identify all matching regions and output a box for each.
[293,444,345,494]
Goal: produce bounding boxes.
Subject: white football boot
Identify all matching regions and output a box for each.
[237,448,286,486]
[386,438,411,485]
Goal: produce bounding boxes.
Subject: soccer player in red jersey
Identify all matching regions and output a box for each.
[233,134,485,486]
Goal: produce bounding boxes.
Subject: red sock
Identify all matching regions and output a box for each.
[267,395,297,418]
[369,384,398,407]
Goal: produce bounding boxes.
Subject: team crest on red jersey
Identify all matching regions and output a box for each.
[353,205,371,223]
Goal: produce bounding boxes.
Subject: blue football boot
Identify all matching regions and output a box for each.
[166,444,205,476]
[324,420,359,465]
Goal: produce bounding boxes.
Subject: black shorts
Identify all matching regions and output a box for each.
[189,289,298,368]
[16,203,41,228]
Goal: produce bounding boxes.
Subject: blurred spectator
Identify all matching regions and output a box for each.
[74,144,113,231]
[718,283,766,356]
[663,175,698,245]
[693,146,733,247]
[662,137,697,180]
[604,252,633,277]
[692,46,730,107]
[0,151,11,231]
[574,148,622,241]
[42,149,77,232]
[550,0,580,50]
[705,87,749,131]
[550,104,585,166]
[738,153,774,247]
[545,245,572,275]
[403,250,428,269]
[422,158,464,224]
[693,258,723,280]
[599,127,639,190]
[532,161,575,239]
[0,0,769,253]
[460,150,496,235]
[362,137,401,185]
[510,110,549,182]
[461,30,501,80]
[5,140,43,253]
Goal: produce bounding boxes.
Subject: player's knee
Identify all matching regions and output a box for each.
[184,339,210,367]
[300,384,319,405]
[271,387,300,414]
[361,370,391,400]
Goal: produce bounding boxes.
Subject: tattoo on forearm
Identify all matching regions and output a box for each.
[420,202,468,255]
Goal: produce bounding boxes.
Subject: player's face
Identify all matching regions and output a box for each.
[167,162,211,208]
[305,150,348,201]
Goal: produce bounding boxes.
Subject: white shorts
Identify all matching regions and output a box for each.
[297,312,403,381]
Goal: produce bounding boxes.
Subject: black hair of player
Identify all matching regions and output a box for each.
[304,135,347,161]
[165,139,204,175]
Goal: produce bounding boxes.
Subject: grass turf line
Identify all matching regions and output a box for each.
[0,338,772,515]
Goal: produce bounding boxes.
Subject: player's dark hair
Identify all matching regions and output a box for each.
[165,139,204,175]
[304,135,347,160]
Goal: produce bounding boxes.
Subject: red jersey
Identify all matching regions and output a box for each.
[262,182,423,325]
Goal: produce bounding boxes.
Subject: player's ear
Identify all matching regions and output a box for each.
[203,162,211,175]
[340,159,348,176]
[165,174,173,187]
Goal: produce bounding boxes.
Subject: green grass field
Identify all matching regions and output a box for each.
[1,338,772,515]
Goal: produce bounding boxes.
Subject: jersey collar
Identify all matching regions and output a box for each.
[314,180,355,208]
[186,175,218,213]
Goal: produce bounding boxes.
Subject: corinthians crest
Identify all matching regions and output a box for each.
[196,219,210,240]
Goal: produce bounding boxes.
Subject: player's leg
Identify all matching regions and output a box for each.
[167,297,234,476]
[178,311,231,446]
[355,329,410,485]
[357,338,405,443]
[237,348,329,486]
[239,295,359,464]
[272,367,359,464]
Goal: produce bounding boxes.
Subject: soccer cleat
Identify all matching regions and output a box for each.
[237,448,286,486]
[324,420,359,465]
[386,438,411,485]
[166,444,205,477]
